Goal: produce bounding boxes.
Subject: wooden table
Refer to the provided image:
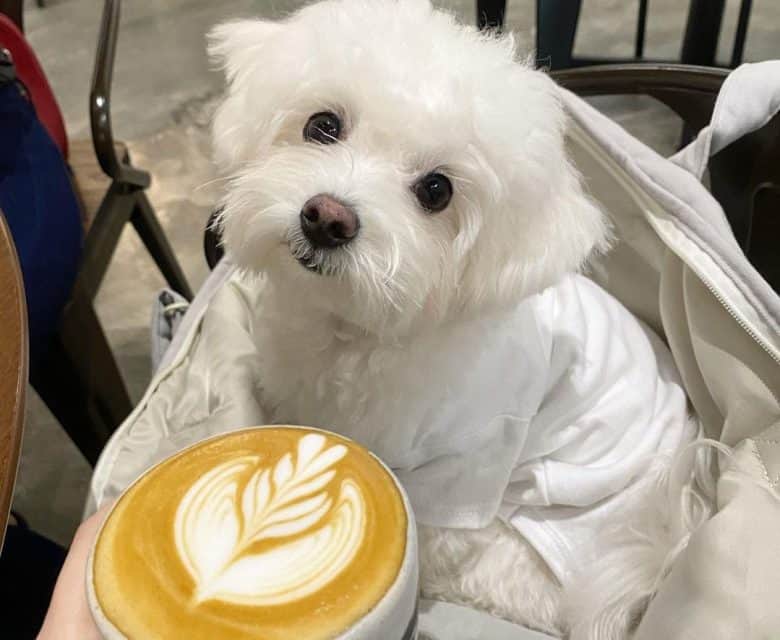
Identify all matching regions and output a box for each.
[0,210,27,549]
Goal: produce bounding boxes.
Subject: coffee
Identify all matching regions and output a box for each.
[89,426,412,639]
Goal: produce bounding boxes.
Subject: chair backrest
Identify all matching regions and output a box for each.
[0,13,67,158]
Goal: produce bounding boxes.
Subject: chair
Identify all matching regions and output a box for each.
[74,0,193,304]
[477,1,754,70]
[0,1,192,464]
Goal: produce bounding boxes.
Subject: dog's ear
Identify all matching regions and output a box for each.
[456,67,611,310]
[208,19,285,174]
[458,164,610,312]
[208,19,281,84]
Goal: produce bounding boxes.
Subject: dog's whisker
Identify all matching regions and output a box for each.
[194,175,234,193]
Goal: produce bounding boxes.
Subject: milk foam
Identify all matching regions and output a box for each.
[173,433,366,606]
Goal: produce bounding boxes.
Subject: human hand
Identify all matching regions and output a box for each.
[36,504,112,640]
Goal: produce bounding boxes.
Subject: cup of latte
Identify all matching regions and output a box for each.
[87,426,418,639]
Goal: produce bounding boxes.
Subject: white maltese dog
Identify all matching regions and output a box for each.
[209,1,711,637]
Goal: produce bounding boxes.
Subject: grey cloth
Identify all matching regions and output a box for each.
[150,289,189,373]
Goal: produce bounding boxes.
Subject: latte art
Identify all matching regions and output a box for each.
[89,427,409,640]
[174,434,366,606]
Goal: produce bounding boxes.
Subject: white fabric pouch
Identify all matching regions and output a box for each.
[88,62,780,638]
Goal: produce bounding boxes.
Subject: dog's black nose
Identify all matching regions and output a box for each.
[300,195,359,248]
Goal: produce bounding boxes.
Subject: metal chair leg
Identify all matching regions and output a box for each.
[730,0,753,67]
[681,0,726,66]
[535,0,582,70]
[31,286,132,465]
[477,0,506,30]
[634,0,649,59]
[131,191,193,300]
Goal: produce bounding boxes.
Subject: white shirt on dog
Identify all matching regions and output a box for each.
[90,269,695,588]
[369,274,696,585]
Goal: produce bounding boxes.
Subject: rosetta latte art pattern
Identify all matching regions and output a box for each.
[173,433,366,606]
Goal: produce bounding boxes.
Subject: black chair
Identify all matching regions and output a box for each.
[53,0,193,464]
[477,0,754,71]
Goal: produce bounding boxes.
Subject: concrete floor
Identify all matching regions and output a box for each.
[11,0,780,546]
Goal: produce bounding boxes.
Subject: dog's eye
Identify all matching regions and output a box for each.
[412,173,453,213]
[304,112,342,144]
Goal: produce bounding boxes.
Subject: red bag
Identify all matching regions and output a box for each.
[0,13,68,158]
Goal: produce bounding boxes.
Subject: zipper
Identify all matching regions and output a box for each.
[569,124,780,367]
[697,272,780,365]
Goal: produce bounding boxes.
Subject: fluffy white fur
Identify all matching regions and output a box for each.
[208,1,711,637]
[564,434,722,639]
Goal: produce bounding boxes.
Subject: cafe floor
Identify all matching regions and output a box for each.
[11,0,780,546]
